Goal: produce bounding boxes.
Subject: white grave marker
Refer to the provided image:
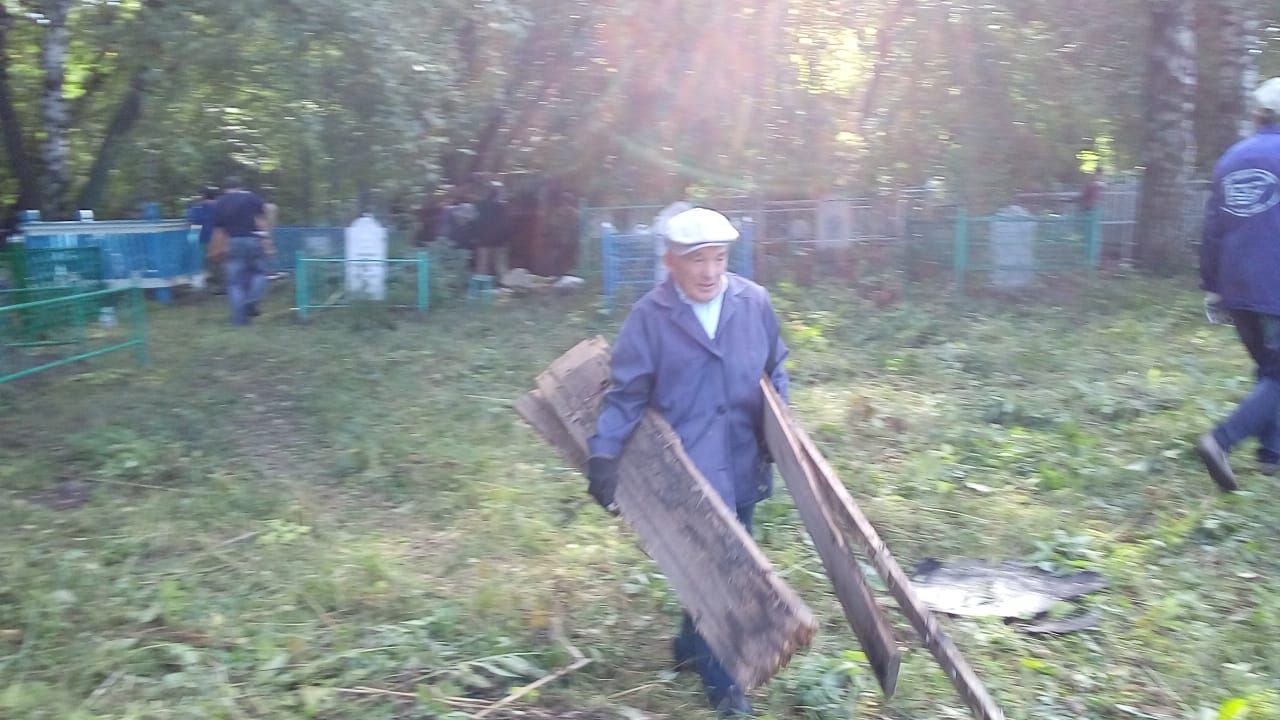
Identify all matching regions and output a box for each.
[345,215,388,300]
[990,204,1035,289]
[818,198,852,244]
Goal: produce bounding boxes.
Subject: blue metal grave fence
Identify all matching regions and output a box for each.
[600,221,754,310]
[16,219,200,292]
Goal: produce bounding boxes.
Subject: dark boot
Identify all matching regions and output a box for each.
[712,685,752,717]
[1195,432,1239,491]
[672,634,696,672]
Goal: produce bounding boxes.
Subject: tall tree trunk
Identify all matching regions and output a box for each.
[0,5,40,214]
[1198,0,1259,166]
[40,0,74,218]
[1224,1,1259,140]
[76,67,151,211]
[1135,0,1196,275]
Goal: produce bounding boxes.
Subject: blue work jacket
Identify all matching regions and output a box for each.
[588,274,790,509]
[1201,125,1280,314]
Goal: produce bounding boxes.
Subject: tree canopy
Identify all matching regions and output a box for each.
[1,0,1278,229]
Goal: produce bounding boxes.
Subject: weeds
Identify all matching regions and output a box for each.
[1,274,1278,718]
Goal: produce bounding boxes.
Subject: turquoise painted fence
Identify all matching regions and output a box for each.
[904,209,1102,294]
[0,286,148,384]
[293,253,430,321]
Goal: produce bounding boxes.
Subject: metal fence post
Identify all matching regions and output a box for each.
[417,251,429,313]
[601,226,615,313]
[953,207,969,295]
[1086,209,1102,272]
[70,289,86,345]
[295,252,308,322]
[740,221,755,280]
[576,199,590,278]
[132,286,149,367]
[601,227,613,297]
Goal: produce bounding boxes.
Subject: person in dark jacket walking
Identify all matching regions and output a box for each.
[209,176,272,326]
[472,180,509,278]
[1195,77,1280,491]
[188,185,223,292]
[586,206,788,717]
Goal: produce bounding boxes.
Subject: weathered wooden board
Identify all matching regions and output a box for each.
[791,419,1005,720]
[514,389,586,470]
[760,380,901,696]
[517,337,816,690]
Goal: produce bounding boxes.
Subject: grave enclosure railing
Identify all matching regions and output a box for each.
[0,286,148,385]
[293,252,431,321]
[583,191,1191,304]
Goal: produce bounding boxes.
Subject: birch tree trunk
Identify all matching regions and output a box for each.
[1134,0,1196,275]
[1199,0,1259,164]
[1225,1,1260,141]
[40,0,73,218]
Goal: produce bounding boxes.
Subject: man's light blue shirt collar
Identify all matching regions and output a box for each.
[674,277,728,339]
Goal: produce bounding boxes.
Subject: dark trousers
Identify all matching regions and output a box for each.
[1214,310,1280,462]
[225,236,268,326]
[676,503,756,704]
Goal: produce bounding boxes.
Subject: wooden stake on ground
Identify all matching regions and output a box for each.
[760,381,902,696]
[785,399,1006,720]
[515,338,816,691]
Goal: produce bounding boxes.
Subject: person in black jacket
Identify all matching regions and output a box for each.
[471,180,508,278]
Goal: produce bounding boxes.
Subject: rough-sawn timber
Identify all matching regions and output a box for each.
[515,337,816,690]
[760,380,902,696]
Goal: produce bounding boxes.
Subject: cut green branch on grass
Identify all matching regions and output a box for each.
[336,685,487,708]
[473,656,594,719]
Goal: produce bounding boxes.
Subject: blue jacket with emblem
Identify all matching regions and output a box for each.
[1201,125,1280,314]
[588,273,789,510]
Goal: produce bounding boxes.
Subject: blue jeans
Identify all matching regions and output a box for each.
[224,236,267,326]
[676,503,756,706]
[1214,310,1280,462]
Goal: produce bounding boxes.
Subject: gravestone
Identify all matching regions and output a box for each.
[818,198,852,244]
[990,205,1035,289]
[344,214,388,300]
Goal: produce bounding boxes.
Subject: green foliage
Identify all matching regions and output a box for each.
[774,650,872,719]
[6,1,1280,221]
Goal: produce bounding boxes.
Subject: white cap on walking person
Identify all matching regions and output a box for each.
[1254,77,1280,114]
[657,207,740,255]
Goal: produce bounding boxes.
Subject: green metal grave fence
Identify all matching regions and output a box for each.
[293,252,430,321]
[0,286,148,384]
[904,210,1101,294]
[1,245,106,290]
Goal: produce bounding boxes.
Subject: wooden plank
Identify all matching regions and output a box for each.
[759,380,901,697]
[791,418,1006,720]
[514,389,586,470]
[519,338,816,690]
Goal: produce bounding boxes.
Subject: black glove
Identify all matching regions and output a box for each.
[586,455,620,514]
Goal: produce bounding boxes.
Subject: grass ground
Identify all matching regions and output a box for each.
[1,273,1277,720]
